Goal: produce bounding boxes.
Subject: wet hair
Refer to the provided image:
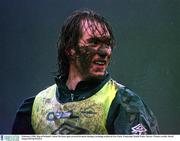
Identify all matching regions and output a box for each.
[57,9,115,80]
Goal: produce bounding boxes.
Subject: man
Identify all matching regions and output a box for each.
[12,10,159,134]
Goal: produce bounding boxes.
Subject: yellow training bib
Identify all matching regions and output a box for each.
[32,79,121,134]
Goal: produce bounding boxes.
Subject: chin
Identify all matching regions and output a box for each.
[90,72,106,79]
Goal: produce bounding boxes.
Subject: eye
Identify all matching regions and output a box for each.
[104,38,113,46]
[88,38,100,47]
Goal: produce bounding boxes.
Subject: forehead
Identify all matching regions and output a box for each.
[80,19,110,39]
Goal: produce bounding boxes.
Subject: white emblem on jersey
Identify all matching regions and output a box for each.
[131,123,147,135]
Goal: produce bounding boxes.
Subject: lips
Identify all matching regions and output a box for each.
[93,60,106,65]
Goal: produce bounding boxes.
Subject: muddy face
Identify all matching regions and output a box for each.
[69,19,113,80]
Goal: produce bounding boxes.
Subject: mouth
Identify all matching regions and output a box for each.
[93,60,106,66]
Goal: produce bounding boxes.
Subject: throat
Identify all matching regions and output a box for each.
[66,76,82,91]
[66,65,84,90]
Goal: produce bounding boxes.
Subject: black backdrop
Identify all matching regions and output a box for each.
[0,0,180,134]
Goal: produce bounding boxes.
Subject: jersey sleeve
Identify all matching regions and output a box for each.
[106,87,160,134]
[12,96,35,134]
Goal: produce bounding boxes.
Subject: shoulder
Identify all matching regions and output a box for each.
[17,84,57,113]
[12,96,35,134]
[117,86,159,133]
[35,84,57,99]
[108,79,143,104]
[12,84,57,134]
[32,84,58,113]
[119,87,141,102]
[116,86,148,113]
[107,80,145,115]
[110,80,141,104]
[17,96,35,113]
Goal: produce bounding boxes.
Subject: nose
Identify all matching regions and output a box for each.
[97,45,112,58]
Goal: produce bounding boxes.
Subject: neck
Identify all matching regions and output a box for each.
[66,65,84,90]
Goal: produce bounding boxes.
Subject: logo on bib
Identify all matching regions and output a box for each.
[131,123,147,135]
[47,111,79,121]
[52,122,89,134]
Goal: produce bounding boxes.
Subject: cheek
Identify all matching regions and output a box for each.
[107,48,112,56]
[75,47,98,73]
[78,47,97,63]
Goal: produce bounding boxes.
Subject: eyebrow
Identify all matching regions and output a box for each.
[87,36,111,43]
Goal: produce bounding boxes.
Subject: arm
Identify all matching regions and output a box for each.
[12,96,35,134]
[106,87,160,134]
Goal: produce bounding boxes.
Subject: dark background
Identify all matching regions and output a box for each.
[0,0,180,134]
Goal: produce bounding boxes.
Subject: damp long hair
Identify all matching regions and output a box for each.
[57,9,115,80]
